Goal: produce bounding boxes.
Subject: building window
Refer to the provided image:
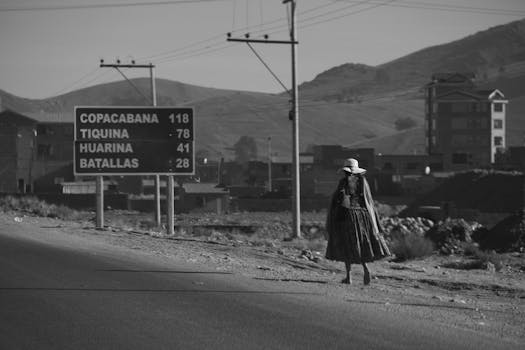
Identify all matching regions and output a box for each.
[493,119,503,129]
[36,125,47,135]
[494,136,503,146]
[36,125,55,136]
[466,119,482,129]
[37,144,52,158]
[493,103,503,112]
[405,162,419,170]
[382,163,394,171]
[451,118,467,129]
[451,103,469,113]
[429,162,443,171]
[452,153,468,164]
[451,135,467,146]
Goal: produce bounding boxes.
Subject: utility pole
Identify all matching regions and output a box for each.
[99,59,162,228]
[287,0,301,239]
[267,136,272,192]
[227,0,301,238]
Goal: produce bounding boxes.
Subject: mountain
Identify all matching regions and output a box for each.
[0,79,240,113]
[307,18,525,153]
[299,18,525,102]
[0,79,421,160]
[2,18,525,158]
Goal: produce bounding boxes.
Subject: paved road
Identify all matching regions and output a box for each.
[0,227,519,350]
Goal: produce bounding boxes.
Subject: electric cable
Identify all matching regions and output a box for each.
[0,0,227,12]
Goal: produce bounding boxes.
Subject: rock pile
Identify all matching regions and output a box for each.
[425,218,483,254]
[476,211,525,252]
[381,217,434,238]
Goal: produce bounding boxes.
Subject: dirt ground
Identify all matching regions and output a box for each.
[2,210,524,345]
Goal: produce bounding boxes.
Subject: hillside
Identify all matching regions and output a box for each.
[0,79,421,160]
[299,18,525,102]
[298,18,525,152]
[0,78,241,113]
[348,126,426,155]
[2,18,525,158]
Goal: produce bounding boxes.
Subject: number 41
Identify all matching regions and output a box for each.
[177,143,190,153]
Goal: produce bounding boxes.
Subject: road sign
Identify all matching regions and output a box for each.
[74,106,194,175]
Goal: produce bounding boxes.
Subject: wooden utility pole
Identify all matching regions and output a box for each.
[267,136,272,192]
[287,0,301,239]
[99,60,163,228]
[227,0,301,238]
[96,176,104,229]
[149,65,163,229]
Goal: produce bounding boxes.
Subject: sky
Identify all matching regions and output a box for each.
[0,0,524,99]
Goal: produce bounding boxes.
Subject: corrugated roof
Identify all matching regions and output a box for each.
[24,111,74,123]
[430,72,475,83]
[0,109,36,125]
[183,182,229,194]
[271,154,314,164]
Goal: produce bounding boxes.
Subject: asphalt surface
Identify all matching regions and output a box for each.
[0,226,520,350]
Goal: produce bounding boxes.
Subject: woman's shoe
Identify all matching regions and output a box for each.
[363,270,371,285]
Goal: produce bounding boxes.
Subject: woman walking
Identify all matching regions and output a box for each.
[325,158,390,285]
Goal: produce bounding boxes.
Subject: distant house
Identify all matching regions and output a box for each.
[0,110,74,193]
[424,73,508,170]
[0,110,37,193]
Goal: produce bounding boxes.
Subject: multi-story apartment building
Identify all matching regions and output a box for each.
[425,73,508,170]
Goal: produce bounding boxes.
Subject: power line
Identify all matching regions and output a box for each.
[298,0,398,31]
[154,43,233,64]
[245,42,291,95]
[24,0,524,99]
[0,0,227,12]
[144,1,393,65]
[139,2,343,63]
[69,69,114,93]
[139,34,227,62]
[336,0,525,16]
[48,66,101,97]
[113,67,153,104]
[144,1,380,65]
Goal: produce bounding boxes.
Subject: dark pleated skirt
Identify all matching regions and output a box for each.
[326,207,389,263]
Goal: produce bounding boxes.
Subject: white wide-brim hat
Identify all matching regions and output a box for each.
[340,158,366,174]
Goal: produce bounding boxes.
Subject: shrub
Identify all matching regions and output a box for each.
[444,243,505,271]
[389,231,435,261]
[466,243,505,271]
[394,117,417,131]
[0,195,81,221]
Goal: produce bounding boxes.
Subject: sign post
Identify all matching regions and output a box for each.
[96,176,104,229]
[74,106,195,232]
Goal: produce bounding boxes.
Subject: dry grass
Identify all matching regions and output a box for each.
[0,196,83,221]
[389,231,435,262]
